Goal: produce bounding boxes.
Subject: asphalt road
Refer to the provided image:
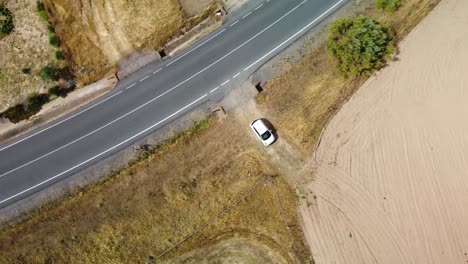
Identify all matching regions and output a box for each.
[0,0,347,209]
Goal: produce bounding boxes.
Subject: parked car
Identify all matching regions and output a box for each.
[249,118,275,146]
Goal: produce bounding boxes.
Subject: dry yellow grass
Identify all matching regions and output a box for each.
[0,0,62,112]
[0,118,311,263]
[42,0,220,85]
[43,0,185,84]
[256,0,441,154]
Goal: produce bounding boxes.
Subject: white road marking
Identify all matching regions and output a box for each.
[0,0,306,151]
[233,72,241,78]
[153,68,163,75]
[255,4,264,11]
[0,88,181,178]
[230,20,239,27]
[0,91,123,152]
[242,12,252,19]
[0,0,338,182]
[244,0,346,72]
[0,94,208,206]
[167,28,227,67]
[210,86,220,93]
[139,76,150,82]
[126,83,136,90]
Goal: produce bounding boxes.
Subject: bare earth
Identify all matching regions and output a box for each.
[300,0,468,263]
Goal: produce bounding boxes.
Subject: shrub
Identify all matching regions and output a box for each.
[36,0,45,11]
[21,68,31,74]
[327,16,394,77]
[47,24,54,33]
[40,66,61,81]
[48,84,75,97]
[376,0,401,12]
[36,1,47,21]
[55,50,64,60]
[0,5,14,35]
[0,93,49,123]
[49,34,60,47]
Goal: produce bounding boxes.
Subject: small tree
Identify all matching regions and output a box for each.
[327,16,394,78]
[40,66,61,81]
[0,5,14,35]
[376,0,401,13]
[55,50,64,60]
[36,0,48,21]
[49,34,60,47]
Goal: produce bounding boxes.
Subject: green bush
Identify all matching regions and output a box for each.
[327,16,394,78]
[48,84,75,98]
[47,24,54,33]
[376,0,401,12]
[21,68,31,74]
[0,5,14,35]
[0,93,49,123]
[40,65,61,81]
[49,34,60,47]
[55,50,64,60]
[36,0,45,11]
[36,1,47,21]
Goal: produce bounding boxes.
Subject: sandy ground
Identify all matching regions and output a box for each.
[300,0,468,263]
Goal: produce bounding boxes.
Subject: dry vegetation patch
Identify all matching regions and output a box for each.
[0,0,61,112]
[0,118,310,263]
[42,0,221,85]
[257,0,441,154]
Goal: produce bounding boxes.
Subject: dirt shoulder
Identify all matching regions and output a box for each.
[298,0,468,262]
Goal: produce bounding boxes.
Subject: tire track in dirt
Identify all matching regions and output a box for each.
[300,0,468,262]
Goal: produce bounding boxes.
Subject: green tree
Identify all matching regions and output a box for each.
[40,66,61,81]
[55,50,64,60]
[376,0,401,13]
[0,5,14,35]
[49,34,60,47]
[327,16,394,78]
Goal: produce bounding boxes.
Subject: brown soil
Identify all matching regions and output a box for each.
[0,118,311,263]
[179,0,216,16]
[300,0,468,262]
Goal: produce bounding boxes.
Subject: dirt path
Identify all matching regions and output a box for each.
[300,0,468,263]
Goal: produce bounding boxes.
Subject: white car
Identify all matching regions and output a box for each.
[250,119,275,146]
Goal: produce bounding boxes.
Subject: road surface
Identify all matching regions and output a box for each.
[0,0,347,209]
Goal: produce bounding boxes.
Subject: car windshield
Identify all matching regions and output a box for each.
[261,131,271,140]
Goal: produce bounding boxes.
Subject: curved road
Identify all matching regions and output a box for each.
[0,0,347,209]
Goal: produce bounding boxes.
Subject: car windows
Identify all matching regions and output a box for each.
[261,131,271,140]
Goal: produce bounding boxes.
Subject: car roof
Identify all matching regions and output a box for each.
[251,119,268,134]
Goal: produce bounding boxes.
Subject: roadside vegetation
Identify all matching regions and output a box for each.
[327,16,394,77]
[0,118,311,263]
[0,0,74,123]
[257,0,441,154]
[0,4,14,36]
[376,0,401,13]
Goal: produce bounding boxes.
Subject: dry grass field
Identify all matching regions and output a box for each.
[0,0,61,113]
[0,118,311,263]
